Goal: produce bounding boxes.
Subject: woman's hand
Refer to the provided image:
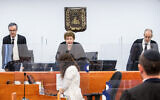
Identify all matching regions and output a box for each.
[59,88,64,94]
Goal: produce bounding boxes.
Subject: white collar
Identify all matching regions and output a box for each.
[142,38,150,45]
[143,78,149,82]
[10,34,18,40]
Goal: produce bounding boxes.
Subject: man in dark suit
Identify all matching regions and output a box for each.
[2,22,29,71]
[126,29,159,71]
[120,49,160,100]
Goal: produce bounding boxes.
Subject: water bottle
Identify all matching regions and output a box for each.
[20,63,23,72]
[50,66,53,71]
[35,81,45,95]
[40,85,44,95]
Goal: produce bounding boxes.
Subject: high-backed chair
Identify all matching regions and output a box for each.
[108,71,122,100]
[85,71,122,100]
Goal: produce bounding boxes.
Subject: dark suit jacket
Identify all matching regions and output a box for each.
[127,38,159,71]
[120,78,160,100]
[2,34,28,69]
[3,34,26,44]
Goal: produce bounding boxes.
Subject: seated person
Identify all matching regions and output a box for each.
[55,31,87,70]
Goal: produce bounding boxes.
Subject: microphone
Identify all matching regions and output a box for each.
[6,80,11,84]
[22,72,29,100]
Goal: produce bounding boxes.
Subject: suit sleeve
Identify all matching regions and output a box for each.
[126,41,138,71]
[18,35,27,44]
[2,37,8,44]
[23,36,27,44]
[120,90,133,100]
[2,38,5,44]
[152,42,159,51]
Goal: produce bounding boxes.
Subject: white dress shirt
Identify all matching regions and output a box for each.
[142,39,151,53]
[11,35,20,61]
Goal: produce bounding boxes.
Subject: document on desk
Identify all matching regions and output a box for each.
[56,74,62,90]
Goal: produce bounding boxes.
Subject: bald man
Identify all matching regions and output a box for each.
[126,29,159,71]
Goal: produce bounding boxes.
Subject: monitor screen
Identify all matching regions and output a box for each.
[89,60,117,71]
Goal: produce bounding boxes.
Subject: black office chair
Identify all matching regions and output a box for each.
[84,71,122,100]
[106,71,122,100]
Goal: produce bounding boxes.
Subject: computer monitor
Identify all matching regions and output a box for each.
[89,60,117,71]
[102,60,117,71]
[85,52,98,61]
[31,63,55,71]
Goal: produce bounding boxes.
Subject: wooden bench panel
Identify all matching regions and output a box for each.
[0,84,39,100]
[0,71,142,100]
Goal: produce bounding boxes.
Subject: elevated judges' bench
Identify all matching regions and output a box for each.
[0,71,142,100]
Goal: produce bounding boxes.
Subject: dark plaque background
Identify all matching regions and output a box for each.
[65,7,87,32]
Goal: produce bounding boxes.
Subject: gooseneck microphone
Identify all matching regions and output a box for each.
[22,72,29,100]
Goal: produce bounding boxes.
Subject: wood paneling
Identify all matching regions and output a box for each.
[0,71,142,100]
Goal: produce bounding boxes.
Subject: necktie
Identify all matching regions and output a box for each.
[11,38,14,44]
[144,43,148,51]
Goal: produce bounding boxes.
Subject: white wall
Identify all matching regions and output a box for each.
[0,0,160,70]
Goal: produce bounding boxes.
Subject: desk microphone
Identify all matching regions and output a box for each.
[22,72,29,100]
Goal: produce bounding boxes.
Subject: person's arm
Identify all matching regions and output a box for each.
[152,42,159,51]
[2,44,5,69]
[55,43,67,61]
[2,37,5,44]
[61,66,77,91]
[127,42,136,70]
[20,35,27,44]
[23,37,27,44]
[17,35,27,44]
[56,44,61,61]
[126,41,139,71]
[72,43,86,60]
[77,43,86,59]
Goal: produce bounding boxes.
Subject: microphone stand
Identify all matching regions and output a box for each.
[22,72,29,100]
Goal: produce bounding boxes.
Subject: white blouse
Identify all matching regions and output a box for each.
[61,65,84,100]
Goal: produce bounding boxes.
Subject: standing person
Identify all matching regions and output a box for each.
[58,53,84,100]
[126,29,159,71]
[2,22,29,71]
[121,49,160,100]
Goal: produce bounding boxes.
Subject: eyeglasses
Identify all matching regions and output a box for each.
[144,36,152,39]
[9,30,17,32]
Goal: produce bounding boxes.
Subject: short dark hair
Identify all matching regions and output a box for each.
[139,50,160,75]
[8,22,18,30]
[64,31,75,40]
